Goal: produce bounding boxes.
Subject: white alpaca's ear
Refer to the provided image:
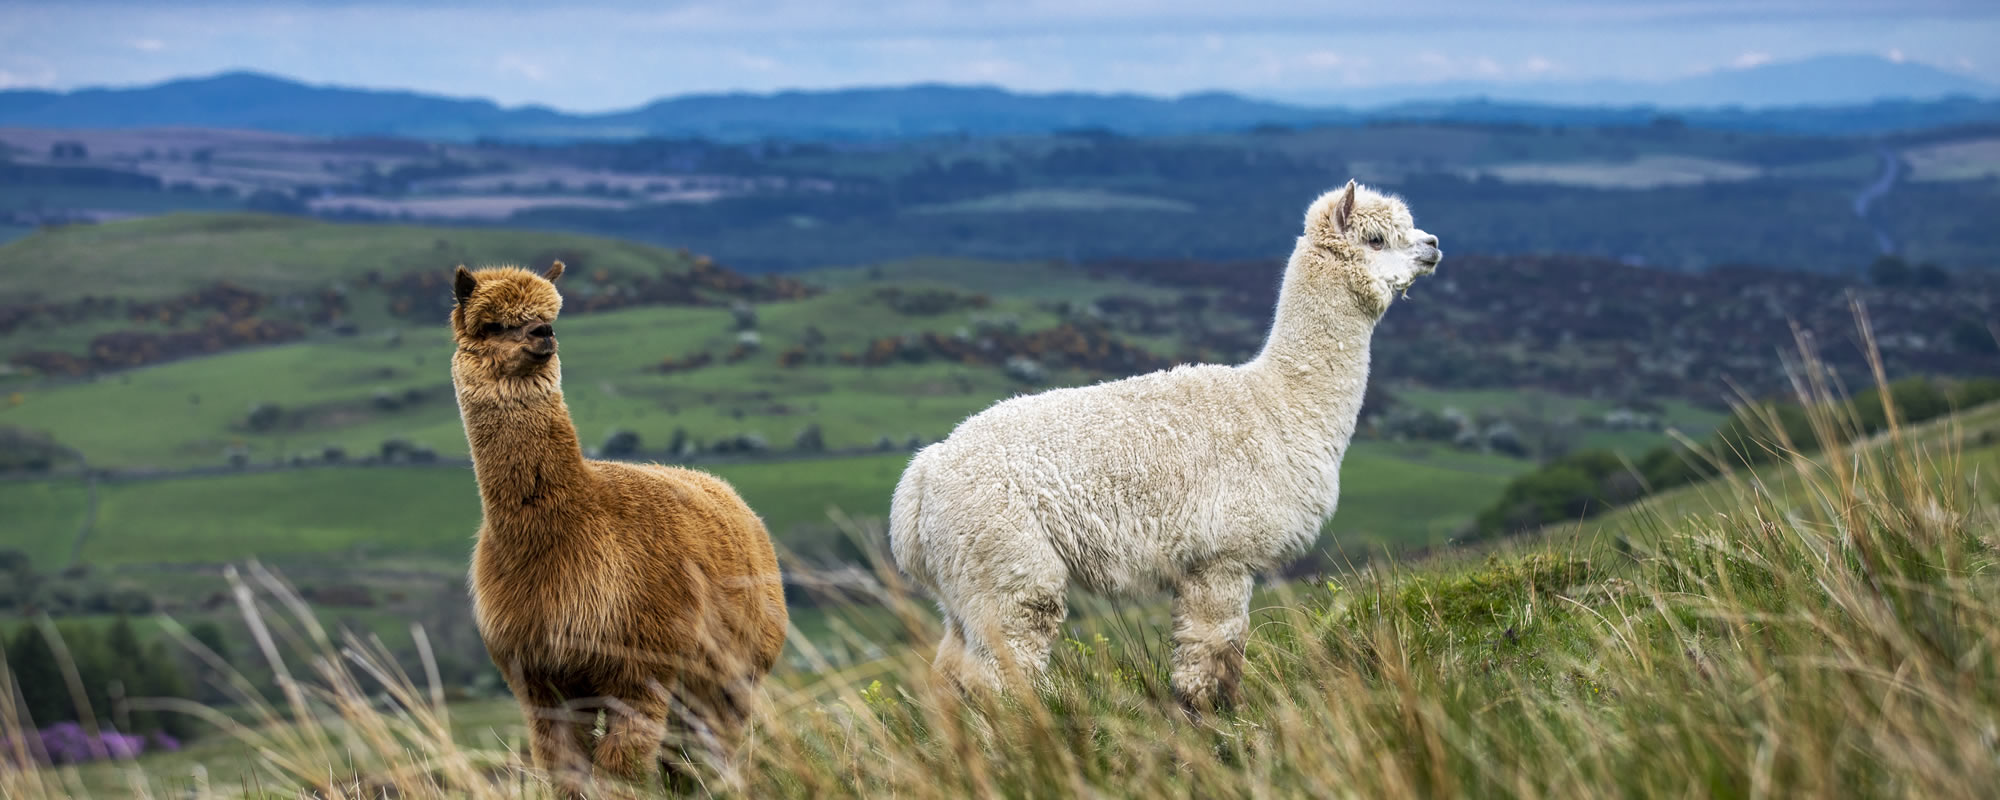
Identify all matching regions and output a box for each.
[1332,180,1357,234]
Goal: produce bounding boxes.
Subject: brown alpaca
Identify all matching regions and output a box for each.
[450,262,787,787]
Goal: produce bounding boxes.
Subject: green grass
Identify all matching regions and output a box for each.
[1,214,1169,472]
[0,438,1524,576]
[1533,398,2000,552]
[26,381,1998,799]
[1391,384,1727,458]
[1392,385,1725,430]
[1316,443,1526,553]
[0,457,882,569]
[2,278,1677,479]
[0,213,700,303]
[0,292,1069,470]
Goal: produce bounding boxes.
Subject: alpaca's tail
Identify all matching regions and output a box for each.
[888,447,933,588]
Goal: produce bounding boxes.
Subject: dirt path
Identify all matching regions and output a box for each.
[1853,146,1901,255]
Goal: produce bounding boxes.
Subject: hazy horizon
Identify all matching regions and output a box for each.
[3,1,1997,112]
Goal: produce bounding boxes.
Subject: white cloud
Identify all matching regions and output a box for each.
[1302,50,1344,69]
[963,58,1025,80]
[1887,47,1907,62]
[495,54,549,82]
[1523,55,1556,74]
[0,66,57,89]
[731,51,780,72]
[1731,51,1772,68]
[131,38,166,52]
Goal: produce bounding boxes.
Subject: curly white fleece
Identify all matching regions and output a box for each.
[889,181,1441,705]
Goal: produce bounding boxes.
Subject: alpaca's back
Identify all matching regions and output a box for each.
[890,363,1334,596]
[607,462,788,676]
[475,461,786,682]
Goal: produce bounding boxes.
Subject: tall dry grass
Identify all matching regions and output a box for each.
[5,311,1996,798]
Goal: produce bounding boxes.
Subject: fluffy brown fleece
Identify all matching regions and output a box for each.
[450,262,787,787]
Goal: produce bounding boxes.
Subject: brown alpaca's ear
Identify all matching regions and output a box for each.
[1332,180,1357,234]
[453,265,477,306]
[544,260,565,283]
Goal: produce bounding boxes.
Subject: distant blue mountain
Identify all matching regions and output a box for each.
[595,85,1351,139]
[0,72,574,140]
[1,54,1996,141]
[1273,54,1999,108]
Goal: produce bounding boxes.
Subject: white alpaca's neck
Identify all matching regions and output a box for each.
[1243,250,1379,446]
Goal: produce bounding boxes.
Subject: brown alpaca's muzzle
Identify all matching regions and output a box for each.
[521,322,557,359]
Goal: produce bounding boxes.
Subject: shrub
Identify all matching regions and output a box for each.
[600,429,642,458]
[794,423,826,452]
[1004,355,1046,384]
[0,427,69,473]
[1953,377,2000,408]
[245,402,283,432]
[730,300,758,331]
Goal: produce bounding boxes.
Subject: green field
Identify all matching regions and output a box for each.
[0,439,1525,572]
[0,283,1080,470]
[27,394,1997,799]
[1501,399,2000,558]
[0,212,700,303]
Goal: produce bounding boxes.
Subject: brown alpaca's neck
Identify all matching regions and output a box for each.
[456,373,590,525]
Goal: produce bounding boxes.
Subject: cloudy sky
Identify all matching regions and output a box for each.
[2,1,1996,111]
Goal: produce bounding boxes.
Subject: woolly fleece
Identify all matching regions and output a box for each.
[452,263,787,788]
[889,181,1441,709]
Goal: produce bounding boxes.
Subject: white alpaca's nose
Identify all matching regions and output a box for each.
[1414,233,1442,271]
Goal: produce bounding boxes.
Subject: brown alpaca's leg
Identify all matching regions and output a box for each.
[508,675,595,793]
[664,674,753,783]
[593,687,670,785]
[1169,567,1253,715]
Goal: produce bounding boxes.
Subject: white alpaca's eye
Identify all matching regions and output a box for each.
[1366,235,1385,249]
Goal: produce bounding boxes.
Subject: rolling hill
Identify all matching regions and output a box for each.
[1273,54,2000,108]
[4,55,1999,141]
[30,351,2000,800]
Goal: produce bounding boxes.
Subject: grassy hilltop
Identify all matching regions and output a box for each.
[14,370,1999,798]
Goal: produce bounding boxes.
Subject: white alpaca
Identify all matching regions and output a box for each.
[888,180,1441,709]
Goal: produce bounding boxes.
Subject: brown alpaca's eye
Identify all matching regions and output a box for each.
[481,322,506,336]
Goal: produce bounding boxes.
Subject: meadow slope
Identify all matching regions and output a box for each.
[13,374,1997,799]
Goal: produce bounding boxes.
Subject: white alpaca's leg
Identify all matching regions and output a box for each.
[996,586,1066,689]
[932,612,974,691]
[955,566,1068,693]
[1170,567,1253,713]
